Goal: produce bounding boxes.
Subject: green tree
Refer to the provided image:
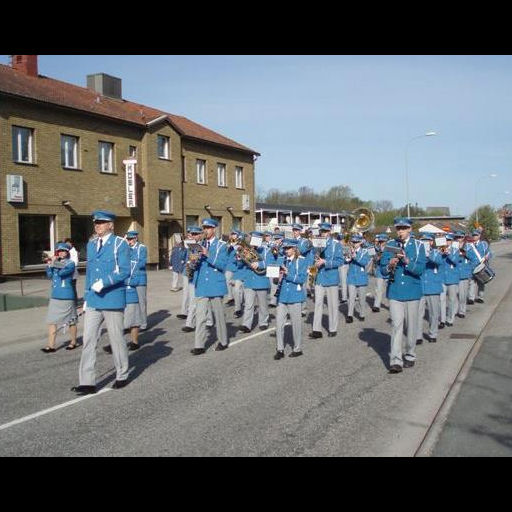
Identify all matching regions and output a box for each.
[468,205,500,241]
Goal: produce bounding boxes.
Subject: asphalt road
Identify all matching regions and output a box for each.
[0,242,510,456]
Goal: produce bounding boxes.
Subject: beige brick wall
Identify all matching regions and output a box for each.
[0,96,257,274]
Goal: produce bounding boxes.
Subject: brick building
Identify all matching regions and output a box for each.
[0,55,259,274]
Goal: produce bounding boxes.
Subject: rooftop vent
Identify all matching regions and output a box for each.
[86,73,122,100]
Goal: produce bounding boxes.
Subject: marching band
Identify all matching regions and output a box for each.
[42,209,495,395]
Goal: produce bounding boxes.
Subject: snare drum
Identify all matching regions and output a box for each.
[473,262,495,285]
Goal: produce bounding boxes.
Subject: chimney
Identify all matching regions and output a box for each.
[86,73,122,100]
[10,55,38,77]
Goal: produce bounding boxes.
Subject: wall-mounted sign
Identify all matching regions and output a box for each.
[242,194,250,211]
[7,175,24,202]
[123,159,137,208]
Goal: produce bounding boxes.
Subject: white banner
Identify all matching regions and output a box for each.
[6,175,24,202]
[123,159,137,208]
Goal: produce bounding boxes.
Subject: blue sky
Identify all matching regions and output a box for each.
[2,54,511,216]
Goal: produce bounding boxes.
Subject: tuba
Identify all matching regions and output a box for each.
[235,235,266,275]
[344,207,374,242]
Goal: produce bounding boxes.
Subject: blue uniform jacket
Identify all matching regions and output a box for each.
[315,238,343,287]
[458,252,473,280]
[421,249,444,295]
[170,246,187,274]
[131,242,147,286]
[125,259,140,304]
[242,246,271,290]
[380,238,427,301]
[46,259,76,300]
[347,247,371,286]
[442,248,460,285]
[464,241,492,270]
[277,255,308,304]
[85,235,131,310]
[193,237,229,298]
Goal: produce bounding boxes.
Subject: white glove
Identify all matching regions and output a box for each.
[91,279,104,293]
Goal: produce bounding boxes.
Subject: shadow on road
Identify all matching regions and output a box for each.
[358,328,390,370]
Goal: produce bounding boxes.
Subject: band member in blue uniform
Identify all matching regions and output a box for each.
[466,229,493,304]
[72,210,131,395]
[455,232,472,318]
[338,235,350,304]
[268,232,284,307]
[169,238,186,292]
[371,234,389,313]
[191,218,229,355]
[380,217,427,374]
[42,242,78,353]
[346,233,370,323]
[225,230,240,306]
[274,239,308,360]
[231,232,247,318]
[125,231,148,330]
[442,233,460,327]
[240,231,271,332]
[291,223,313,317]
[416,233,443,343]
[309,223,343,338]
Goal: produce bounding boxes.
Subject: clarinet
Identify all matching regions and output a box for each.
[274,261,288,299]
[388,239,403,283]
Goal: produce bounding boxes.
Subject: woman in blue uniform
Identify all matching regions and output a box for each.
[42,242,78,353]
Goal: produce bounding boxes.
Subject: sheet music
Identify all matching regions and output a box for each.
[266,265,280,278]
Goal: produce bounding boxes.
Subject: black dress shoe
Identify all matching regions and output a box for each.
[403,359,415,368]
[428,336,437,343]
[476,298,484,304]
[239,326,251,333]
[328,332,337,337]
[438,322,445,329]
[112,379,129,389]
[128,342,140,351]
[41,347,56,353]
[274,350,285,360]
[359,316,365,322]
[289,351,303,358]
[259,325,268,330]
[346,316,354,323]
[182,326,195,332]
[234,310,243,318]
[446,322,453,327]
[389,365,403,374]
[467,299,474,305]
[71,385,97,395]
[214,343,228,351]
[190,348,206,355]
[103,345,112,354]
[176,314,187,319]
[457,313,465,318]
[372,307,380,313]
[416,338,423,345]
[309,331,323,339]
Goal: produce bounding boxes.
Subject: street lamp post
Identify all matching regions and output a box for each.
[475,173,498,226]
[405,131,437,218]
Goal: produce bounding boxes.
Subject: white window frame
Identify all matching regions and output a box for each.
[157,135,170,160]
[99,141,114,173]
[12,126,34,164]
[159,190,172,214]
[217,163,226,187]
[196,159,206,184]
[235,166,244,189]
[61,134,79,169]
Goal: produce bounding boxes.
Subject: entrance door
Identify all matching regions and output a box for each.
[158,223,171,269]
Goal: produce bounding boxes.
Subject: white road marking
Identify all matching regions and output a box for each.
[0,388,112,432]
[229,327,277,347]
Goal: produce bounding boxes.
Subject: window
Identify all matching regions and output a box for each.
[129,146,137,158]
[196,159,206,184]
[99,141,114,173]
[157,135,170,159]
[232,217,242,231]
[19,215,55,267]
[12,126,34,163]
[217,163,226,187]
[61,135,79,169]
[186,215,199,229]
[159,190,171,213]
[235,166,244,188]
